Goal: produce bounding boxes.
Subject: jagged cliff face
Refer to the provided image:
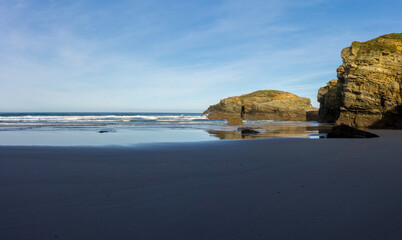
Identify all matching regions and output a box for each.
[318,33,402,128]
[203,90,317,121]
[317,79,341,123]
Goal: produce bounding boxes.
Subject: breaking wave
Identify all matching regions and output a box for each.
[0,113,220,128]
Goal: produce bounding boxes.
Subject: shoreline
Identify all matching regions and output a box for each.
[1,130,402,239]
[0,120,327,146]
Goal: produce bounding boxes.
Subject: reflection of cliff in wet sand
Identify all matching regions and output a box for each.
[206,122,330,140]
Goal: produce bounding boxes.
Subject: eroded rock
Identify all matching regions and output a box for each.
[318,33,402,128]
[203,90,317,121]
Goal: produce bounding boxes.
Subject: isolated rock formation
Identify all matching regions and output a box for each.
[203,90,317,121]
[318,33,402,128]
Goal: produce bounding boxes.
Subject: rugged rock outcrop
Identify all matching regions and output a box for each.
[203,90,317,121]
[317,79,341,123]
[318,33,402,128]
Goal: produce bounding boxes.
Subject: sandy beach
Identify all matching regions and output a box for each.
[1,130,402,240]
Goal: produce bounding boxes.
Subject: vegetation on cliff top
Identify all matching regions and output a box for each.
[381,33,402,41]
[352,33,402,56]
[239,90,283,99]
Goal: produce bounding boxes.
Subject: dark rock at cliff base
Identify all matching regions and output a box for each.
[318,33,402,128]
[327,124,379,138]
[238,127,260,135]
[203,90,317,121]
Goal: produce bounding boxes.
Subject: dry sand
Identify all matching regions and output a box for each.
[1,130,402,240]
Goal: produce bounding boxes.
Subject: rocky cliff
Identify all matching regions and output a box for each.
[317,79,341,123]
[318,33,402,128]
[203,90,318,121]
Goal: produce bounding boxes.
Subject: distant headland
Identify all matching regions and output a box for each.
[202,90,318,122]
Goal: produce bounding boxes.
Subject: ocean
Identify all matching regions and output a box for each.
[0,112,322,146]
[0,112,221,129]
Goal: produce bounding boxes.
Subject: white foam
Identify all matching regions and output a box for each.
[0,114,209,126]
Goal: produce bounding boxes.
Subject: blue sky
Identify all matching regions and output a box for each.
[0,0,401,112]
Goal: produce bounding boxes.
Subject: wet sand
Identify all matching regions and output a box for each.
[1,130,402,240]
[208,121,331,139]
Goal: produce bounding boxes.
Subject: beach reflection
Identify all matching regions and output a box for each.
[0,121,332,146]
[206,122,331,140]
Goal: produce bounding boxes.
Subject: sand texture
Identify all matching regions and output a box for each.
[1,130,402,240]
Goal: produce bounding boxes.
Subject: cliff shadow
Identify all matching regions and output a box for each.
[317,79,341,123]
[369,104,402,129]
[306,110,319,121]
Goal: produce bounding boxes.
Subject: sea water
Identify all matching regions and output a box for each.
[0,112,323,146]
